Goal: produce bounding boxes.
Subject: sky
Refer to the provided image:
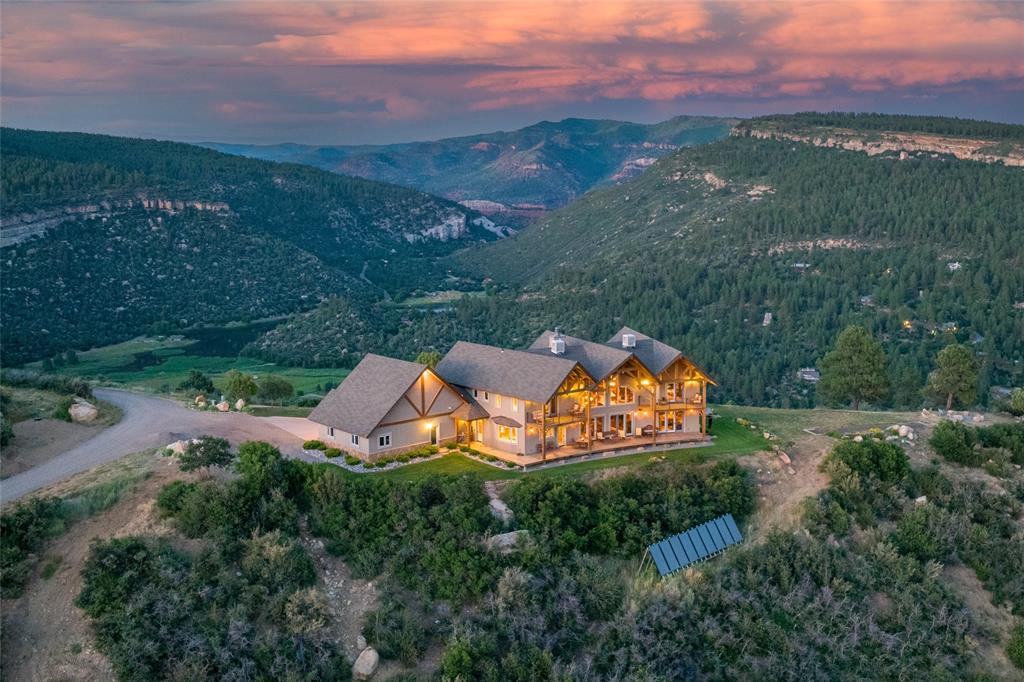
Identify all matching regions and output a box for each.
[2,1,1023,145]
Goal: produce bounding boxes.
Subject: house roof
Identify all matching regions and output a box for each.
[451,386,491,421]
[606,326,717,384]
[528,330,636,381]
[491,415,523,428]
[309,354,440,437]
[436,340,587,403]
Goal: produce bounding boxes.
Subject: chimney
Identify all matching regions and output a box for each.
[549,327,565,355]
[622,333,636,348]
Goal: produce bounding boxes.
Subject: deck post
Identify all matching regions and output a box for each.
[585,396,592,453]
[541,410,546,461]
[650,385,658,444]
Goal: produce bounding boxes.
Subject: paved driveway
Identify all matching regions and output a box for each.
[0,388,311,504]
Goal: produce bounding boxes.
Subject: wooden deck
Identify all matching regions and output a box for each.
[470,431,709,468]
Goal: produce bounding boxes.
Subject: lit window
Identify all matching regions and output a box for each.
[610,386,634,404]
[512,397,518,412]
[350,433,358,445]
[378,433,391,447]
[495,394,502,408]
[497,425,517,443]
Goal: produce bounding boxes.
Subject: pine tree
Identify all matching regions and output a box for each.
[817,326,890,410]
[926,344,977,410]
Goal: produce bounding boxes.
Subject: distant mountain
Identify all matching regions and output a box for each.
[202,115,736,210]
[0,128,505,364]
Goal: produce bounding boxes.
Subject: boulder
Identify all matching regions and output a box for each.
[483,529,531,554]
[777,451,792,465]
[356,635,367,651]
[915,495,928,505]
[898,425,911,438]
[853,435,863,442]
[489,498,514,525]
[234,398,246,411]
[194,395,207,405]
[972,414,985,423]
[907,431,915,441]
[352,647,379,680]
[216,401,230,412]
[69,400,99,423]
[167,440,189,455]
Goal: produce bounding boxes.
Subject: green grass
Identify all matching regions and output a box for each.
[336,416,770,482]
[714,404,921,446]
[26,335,348,395]
[395,290,485,307]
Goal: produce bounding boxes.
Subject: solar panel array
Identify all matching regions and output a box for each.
[646,513,743,576]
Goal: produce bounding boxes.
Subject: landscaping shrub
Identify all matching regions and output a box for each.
[304,439,327,450]
[976,423,1024,465]
[304,470,498,603]
[930,420,980,465]
[826,438,910,482]
[324,448,342,459]
[155,481,200,517]
[1009,624,1024,670]
[0,369,93,398]
[363,596,430,666]
[178,435,233,472]
[52,395,74,421]
[76,537,348,681]
[506,460,754,557]
[344,455,362,466]
[177,369,214,394]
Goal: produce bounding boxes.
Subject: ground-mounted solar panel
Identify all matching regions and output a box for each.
[644,513,744,576]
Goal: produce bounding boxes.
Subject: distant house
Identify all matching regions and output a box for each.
[797,368,821,383]
[311,327,715,464]
[947,261,962,271]
[762,312,773,326]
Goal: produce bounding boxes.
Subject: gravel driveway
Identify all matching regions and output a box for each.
[0,388,311,504]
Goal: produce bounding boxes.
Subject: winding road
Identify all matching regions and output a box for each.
[0,388,319,504]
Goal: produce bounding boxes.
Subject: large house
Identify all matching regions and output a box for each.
[310,327,715,464]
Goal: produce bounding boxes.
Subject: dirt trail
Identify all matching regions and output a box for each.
[0,460,184,682]
[740,432,831,542]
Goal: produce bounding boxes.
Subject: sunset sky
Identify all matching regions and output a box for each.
[3,1,1022,144]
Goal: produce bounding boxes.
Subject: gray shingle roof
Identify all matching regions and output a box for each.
[607,326,716,383]
[606,327,681,375]
[528,330,634,381]
[451,386,491,420]
[309,354,440,436]
[436,341,585,403]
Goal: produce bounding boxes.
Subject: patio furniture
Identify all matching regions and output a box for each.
[641,425,655,437]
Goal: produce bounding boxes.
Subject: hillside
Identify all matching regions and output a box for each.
[203,115,735,209]
[0,129,505,364]
[443,117,1024,405]
[244,115,1017,408]
[736,112,1024,166]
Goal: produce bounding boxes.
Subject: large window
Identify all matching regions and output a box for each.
[664,382,681,401]
[377,433,391,448]
[657,411,686,432]
[495,394,502,408]
[511,397,518,412]
[610,385,634,405]
[497,424,518,443]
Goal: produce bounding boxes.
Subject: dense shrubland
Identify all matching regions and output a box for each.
[64,428,1024,679]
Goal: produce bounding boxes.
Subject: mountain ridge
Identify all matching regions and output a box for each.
[201,114,736,209]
